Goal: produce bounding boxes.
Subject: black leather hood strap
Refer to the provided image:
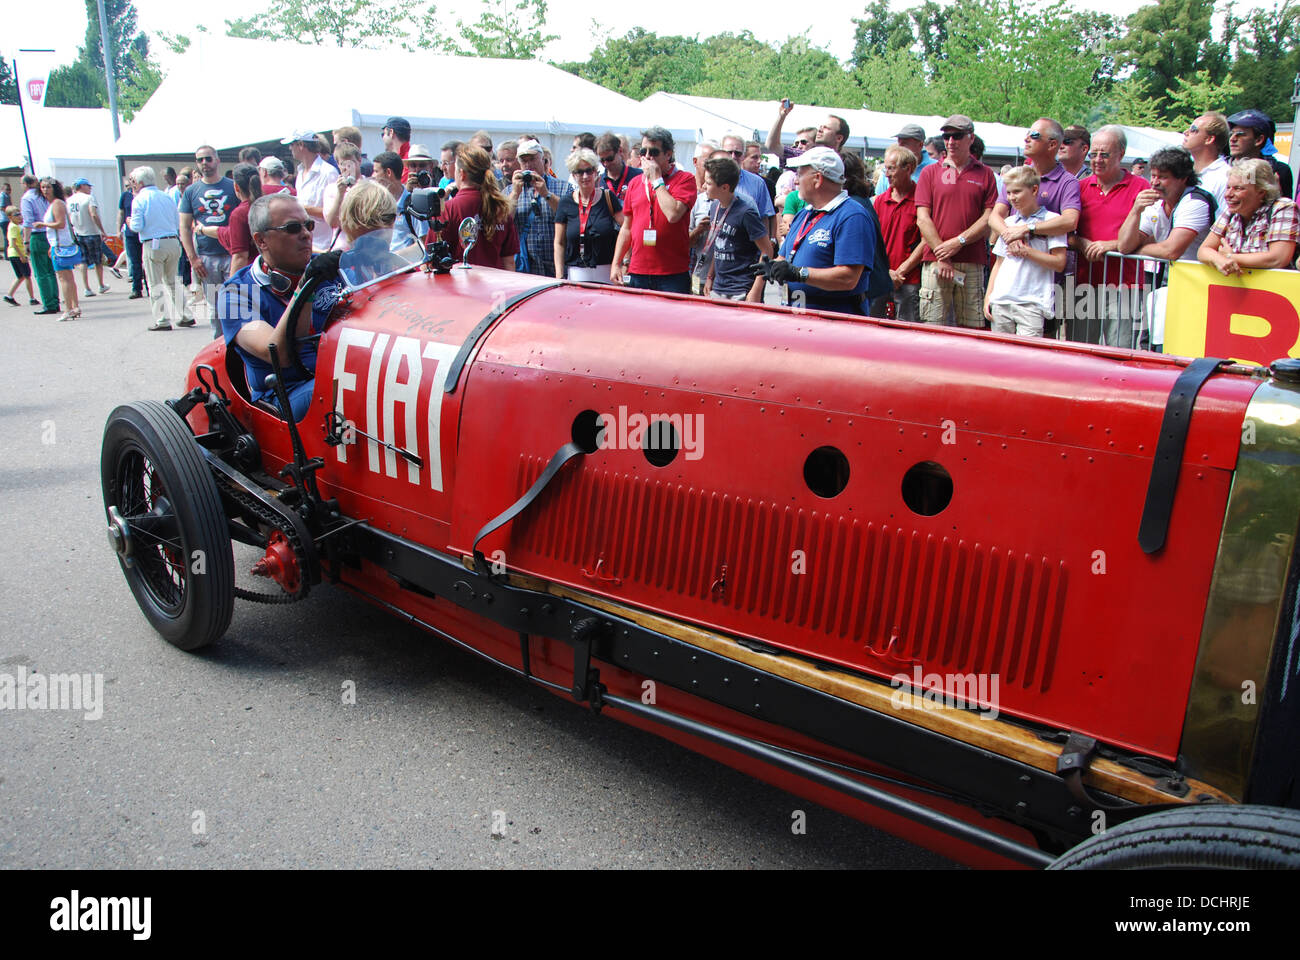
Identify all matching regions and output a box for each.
[444,282,560,395]
[1138,357,1230,555]
[472,440,585,575]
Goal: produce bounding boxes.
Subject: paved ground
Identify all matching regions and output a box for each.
[0,279,951,869]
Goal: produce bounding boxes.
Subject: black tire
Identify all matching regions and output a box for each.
[101,400,234,650]
[1048,804,1300,869]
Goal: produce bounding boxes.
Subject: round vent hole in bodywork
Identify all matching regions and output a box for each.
[572,409,604,453]
[804,446,850,498]
[902,461,953,516]
[643,419,680,467]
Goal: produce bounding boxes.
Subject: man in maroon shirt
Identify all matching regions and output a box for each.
[609,126,697,293]
[871,145,925,321]
[915,114,998,327]
[1069,125,1150,347]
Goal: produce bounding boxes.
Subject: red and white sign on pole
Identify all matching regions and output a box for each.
[16,58,52,109]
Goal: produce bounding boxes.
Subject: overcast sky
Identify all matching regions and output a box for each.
[4,0,1274,72]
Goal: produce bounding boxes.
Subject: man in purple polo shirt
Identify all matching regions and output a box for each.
[989,117,1081,337]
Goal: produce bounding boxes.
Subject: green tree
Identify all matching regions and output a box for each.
[46,0,160,114]
[226,0,451,50]
[452,0,557,58]
[1164,69,1244,127]
[854,47,938,114]
[559,28,706,100]
[1224,1,1300,120]
[930,0,1113,126]
[851,0,916,67]
[0,58,18,106]
[1118,0,1230,120]
[909,0,951,72]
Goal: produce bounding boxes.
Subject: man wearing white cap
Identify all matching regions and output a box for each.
[768,146,875,315]
[67,178,110,296]
[508,139,571,277]
[875,123,935,196]
[258,156,295,196]
[283,129,338,252]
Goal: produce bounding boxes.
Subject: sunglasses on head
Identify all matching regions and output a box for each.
[267,219,316,235]
[638,147,662,157]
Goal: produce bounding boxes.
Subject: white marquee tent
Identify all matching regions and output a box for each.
[113,35,697,171]
[0,105,122,213]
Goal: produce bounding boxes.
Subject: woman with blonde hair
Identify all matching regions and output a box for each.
[1199,157,1299,275]
[553,147,624,282]
[440,144,519,269]
[337,179,406,283]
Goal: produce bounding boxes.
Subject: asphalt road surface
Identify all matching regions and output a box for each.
[0,281,950,869]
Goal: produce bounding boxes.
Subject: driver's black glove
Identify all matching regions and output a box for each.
[754,256,803,285]
[302,249,343,286]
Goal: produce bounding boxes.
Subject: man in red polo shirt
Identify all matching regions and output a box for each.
[872,144,925,321]
[915,114,998,327]
[610,125,697,293]
[383,117,412,183]
[1070,125,1150,347]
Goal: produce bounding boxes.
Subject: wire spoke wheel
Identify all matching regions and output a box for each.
[101,401,234,650]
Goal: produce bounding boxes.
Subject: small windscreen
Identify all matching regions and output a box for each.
[338,228,424,289]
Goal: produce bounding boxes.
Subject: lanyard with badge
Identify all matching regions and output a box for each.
[789,209,827,257]
[577,192,595,264]
[705,198,734,257]
[643,175,658,247]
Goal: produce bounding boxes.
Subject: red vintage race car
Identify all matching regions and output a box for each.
[100,236,1300,869]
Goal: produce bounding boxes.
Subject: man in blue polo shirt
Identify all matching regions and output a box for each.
[218,194,341,421]
[768,147,874,315]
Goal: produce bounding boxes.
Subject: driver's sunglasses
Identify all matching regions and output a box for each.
[638,147,662,157]
[267,219,316,235]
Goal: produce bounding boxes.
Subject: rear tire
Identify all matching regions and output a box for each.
[1048,804,1300,869]
[101,400,234,650]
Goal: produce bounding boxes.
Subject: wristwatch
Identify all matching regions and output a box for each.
[798,266,810,282]
[957,235,967,245]
[652,178,666,190]
[1028,223,1037,236]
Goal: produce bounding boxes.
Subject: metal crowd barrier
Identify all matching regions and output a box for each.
[1056,251,1172,352]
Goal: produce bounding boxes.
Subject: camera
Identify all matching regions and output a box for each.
[521,171,533,186]
[412,169,435,189]
[340,175,356,188]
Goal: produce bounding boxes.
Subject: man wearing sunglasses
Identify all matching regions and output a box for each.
[595,131,642,204]
[1058,126,1091,180]
[179,144,238,337]
[915,115,998,328]
[610,126,697,292]
[1182,111,1230,205]
[217,194,341,422]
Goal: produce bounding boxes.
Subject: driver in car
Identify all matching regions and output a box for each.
[217,194,342,421]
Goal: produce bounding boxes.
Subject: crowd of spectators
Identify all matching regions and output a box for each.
[10,102,1298,353]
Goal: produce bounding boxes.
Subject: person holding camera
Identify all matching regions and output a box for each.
[509,139,571,277]
[323,143,363,251]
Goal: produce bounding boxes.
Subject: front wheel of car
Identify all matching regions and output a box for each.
[101,400,234,650]
[1048,804,1300,869]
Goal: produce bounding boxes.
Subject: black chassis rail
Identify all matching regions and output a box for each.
[342,523,1143,862]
